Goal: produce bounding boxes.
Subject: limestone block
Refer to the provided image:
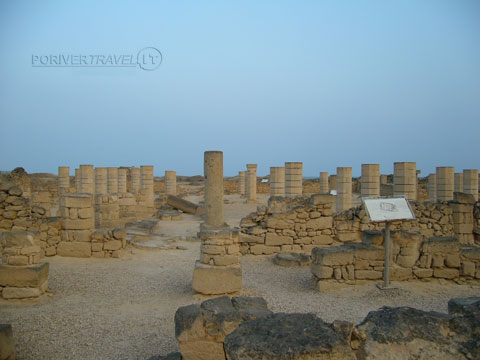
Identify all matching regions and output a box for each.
[311,265,333,279]
[396,255,418,268]
[311,247,355,266]
[60,194,93,208]
[6,255,28,266]
[192,261,242,295]
[0,263,49,287]
[354,270,383,280]
[461,262,475,277]
[57,241,91,258]
[311,235,334,245]
[61,218,94,230]
[265,233,293,246]
[355,247,384,261]
[238,233,264,244]
[2,286,42,299]
[265,218,293,230]
[250,245,280,255]
[390,266,413,281]
[433,268,459,279]
[104,240,122,251]
[1,231,36,248]
[445,254,460,268]
[413,268,433,278]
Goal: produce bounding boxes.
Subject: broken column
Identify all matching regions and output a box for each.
[130,167,141,193]
[336,167,352,212]
[436,166,454,201]
[165,170,177,195]
[238,171,246,196]
[428,174,437,202]
[319,172,329,194]
[285,162,303,197]
[107,167,118,194]
[393,162,417,200]
[75,168,81,192]
[463,169,478,201]
[0,231,49,299]
[140,165,154,209]
[192,151,242,295]
[58,166,70,194]
[79,165,94,194]
[118,168,127,194]
[454,173,463,193]
[270,167,285,197]
[246,164,257,203]
[95,167,108,194]
[361,164,380,198]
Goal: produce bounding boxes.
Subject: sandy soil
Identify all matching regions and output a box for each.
[1,193,479,360]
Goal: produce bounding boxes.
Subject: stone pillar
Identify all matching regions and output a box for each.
[246,164,257,203]
[140,165,154,208]
[436,166,454,201]
[165,170,177,195]
[79,165,94,194]
[361,164,380,198]
[329,175,337,190]
[95,167,108,194]
[0,231,49,299]
[319,172,329,194]
[428,174,437,202]
[393,162,417,200]
[454,173,463,193]
[285,162,303,197]
[58,166,70,194]
[270,167,285,197]
[118,168,127,194]
[130,167,141,192]
[107,167,119,194]
[463,169,479,201]
[193,151,242,295]
[75,168,81,192]
[380,175,388,185]
[238,171,246,196]
[336,167,352,212]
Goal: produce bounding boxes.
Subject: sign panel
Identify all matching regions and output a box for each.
[362,196,416,222]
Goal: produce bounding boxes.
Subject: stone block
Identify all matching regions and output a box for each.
[355,246,384,260]
[250,245,279,255]
[0,231,35,248]
[61,194,92,208]
[311,264,333,279]
[422,237,459,254]
[57,241,91,258]
[238,233,264,244]
[2,286,42,299]
[312,246,354,266]
[265,218,292,230]
[61,218,94,230]
[77,208,93,219]
[413,268,433,278]
[6,255,29,266]
[0,263,49,287]
[311,235,333,245]
[306,217,332,230]
[396,255,418,268]
[355,269,383,280]
[104,240,122,251]
[192,261,242,295]
[461,262,475,277]
[445,254,460,268]
[265,233,293,246]
[390,266,412,281]
[433,268,459,279]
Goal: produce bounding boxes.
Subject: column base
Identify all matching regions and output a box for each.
[192,260,242,295]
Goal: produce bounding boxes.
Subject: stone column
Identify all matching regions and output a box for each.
[463,169,478,201]
[118,168,127,194]
[270,167,285,197]
[361,164,380,198]
[285,162,303,197]
[193,151,242,295]
[165,170,177,195]
[95,167,108,194]
[238,171,246,196]
[79,165,94,194]
[428,174,437,202]
[436,166,454,201]
[336,167,352,212]
[246,164,257,203]
[393,162,417,200]
[75,168,81,192]
[58,166,70,194]
[319,172,329,194]
[380,175,388,185]
[107,167,119,194]
[329,175,337,190]
[140,165,154,208]
[130,167,141,192]
[454,173,464,193]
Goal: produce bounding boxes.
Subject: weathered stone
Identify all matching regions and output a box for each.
[355,269,382,280]
[311,265,334,279]
[311,235,333,245]
[8,186,22,196]
[445,254,460,268]
[413,268,433,278]
[104,240,122,251]
[274,252,310,267]
[0,263,49,287]
[461,262,475,277]
[192,261,242,295]
[265,218,292,230]
[306,216,332,230]
[311,246,354,266]
[390,266,413,281]
[61,218,94,230]
[265,233,292,246]
[396,254,418,268]
[433,268,459,279]
[57,241,91,258]
[0,324,15,360]
[2,286,42,299]
[0,231,35,248]
[250,245,279,255]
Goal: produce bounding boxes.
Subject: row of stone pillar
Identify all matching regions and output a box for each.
[429,168,478,202]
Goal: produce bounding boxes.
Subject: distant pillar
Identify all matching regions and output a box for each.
[58,166,70,194]
[436,166,454,201]
[165,170,177,196]
[130,167,141,192]
[270,167,285,197]
[246,164,257,203]
[361,164,380,198]
[393,162,417,200]
[380,175,388,185]
[454,173,463,193]
[107,167,118,194]
[118,168,127,194]
[329,175,337,190]
[140,165,154,208]
[238,171,246,196]
[428,174,436,202]
[463,169,479,201]
[336,167,352,212]
[74,168,81,192]
[285,162,303,197]
[204,151,225,229]
[319,172,329,194]
[95,167,108,194]
[79,165,94,194]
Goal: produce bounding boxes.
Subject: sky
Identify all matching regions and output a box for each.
[0,0,479,177]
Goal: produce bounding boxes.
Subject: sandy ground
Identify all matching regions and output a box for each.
[1,194,479,360]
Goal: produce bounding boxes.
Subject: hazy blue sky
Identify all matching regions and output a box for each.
[0,0,479,177]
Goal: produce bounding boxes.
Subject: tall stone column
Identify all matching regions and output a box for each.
[246,164,257,203]
[140,165,154,208]
[319,172,329,194]
[454,173,464,193]
[428,174,437,202]
[463,169,478,201]
[393,162,417,200]
[285,162,303,197]
[361,164,380,198]
[118,168,127,194]
[165,170,177,195]
[238,171,246,196]
[74,168,81,192]
[95,167,108,194]
[193,151,242,295]
[436,166,454,201]
[79,165,94,194]
[58,166,70,194]
[130,167,141,193]
[270,167,285,197]
[107,167,119,194]
[336,167,352,212]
